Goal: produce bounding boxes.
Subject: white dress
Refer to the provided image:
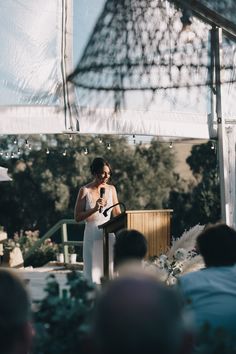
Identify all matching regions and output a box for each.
[83,186,115,284]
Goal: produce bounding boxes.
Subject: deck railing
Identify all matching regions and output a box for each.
[24,219,85,263]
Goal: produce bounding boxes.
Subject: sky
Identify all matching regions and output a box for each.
[74,0,106,64]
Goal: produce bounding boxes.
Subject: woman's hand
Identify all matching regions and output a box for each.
[95,197,105,212]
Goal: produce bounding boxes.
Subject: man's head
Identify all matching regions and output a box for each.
[197,223,236,267]
[0,268,33,354]
[93,271,193,354]
[114,229,147,269]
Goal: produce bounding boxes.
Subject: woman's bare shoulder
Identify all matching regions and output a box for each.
[109,184,116,191]
[79,184,90,197]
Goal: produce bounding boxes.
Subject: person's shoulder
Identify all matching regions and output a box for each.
[80,181,93,190]
[108,184,116,192]
[79,185,90,196]
[178,268,206,284]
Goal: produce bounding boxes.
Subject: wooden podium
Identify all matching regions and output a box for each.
[98,209,172,279]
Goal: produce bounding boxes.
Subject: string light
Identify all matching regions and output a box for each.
[0,135,217,161]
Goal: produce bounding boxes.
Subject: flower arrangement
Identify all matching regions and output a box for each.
[145,224,206,284]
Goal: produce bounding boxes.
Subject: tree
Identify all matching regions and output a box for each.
[168,141,221,237]
[0,134,180,237]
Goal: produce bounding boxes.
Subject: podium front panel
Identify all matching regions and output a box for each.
[126,210,171,257]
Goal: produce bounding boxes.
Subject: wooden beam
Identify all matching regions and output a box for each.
[169,0,236,41]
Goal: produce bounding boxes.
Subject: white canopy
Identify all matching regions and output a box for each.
[0,0,235,227]
[0,0,76,134]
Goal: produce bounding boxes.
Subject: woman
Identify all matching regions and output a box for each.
[74,157,121,283]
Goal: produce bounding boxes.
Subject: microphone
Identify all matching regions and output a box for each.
[103,202,126,217]
[99,187,105,213]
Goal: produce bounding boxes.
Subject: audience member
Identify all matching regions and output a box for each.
[114,229,147,270]
[0,268,34,354]
[178,222,236,335]
[92,270,193,354]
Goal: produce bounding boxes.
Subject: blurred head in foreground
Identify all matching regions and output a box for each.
[114,229,147,270]
[0,268,33,354]
[93,269,193,354]
[197,223,236,267]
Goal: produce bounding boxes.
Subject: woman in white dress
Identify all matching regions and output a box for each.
[74,157,121,283]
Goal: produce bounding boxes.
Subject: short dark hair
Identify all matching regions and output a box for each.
[114,229,147,268]
[197,223,236,267]
[90,157,112,176]
[93,273,190,354]
[0,269,31,354]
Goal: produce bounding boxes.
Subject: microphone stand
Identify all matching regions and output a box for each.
[103,202,126,217]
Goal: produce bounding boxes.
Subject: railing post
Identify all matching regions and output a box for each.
[61,223,69,263]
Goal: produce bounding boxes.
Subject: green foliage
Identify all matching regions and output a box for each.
[0,135,222,239]
[0,134,179,236]
[32,271,95,354]
[16,230,58,267]
[168,141,221,237]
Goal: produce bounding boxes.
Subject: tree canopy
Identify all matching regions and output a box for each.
[0,134,180,237]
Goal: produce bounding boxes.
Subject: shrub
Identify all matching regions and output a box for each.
[32,271,96,354]
[15,230,58,267]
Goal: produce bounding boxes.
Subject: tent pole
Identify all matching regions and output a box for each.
[61,0,78,132]
[212,27,228,223]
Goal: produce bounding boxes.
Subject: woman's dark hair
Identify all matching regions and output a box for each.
[90,157,112,176]
[114,229,148,268]
[197,223,236,267]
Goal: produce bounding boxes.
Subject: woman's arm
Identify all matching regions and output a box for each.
[74,187,100,222]
[111,185,121,216]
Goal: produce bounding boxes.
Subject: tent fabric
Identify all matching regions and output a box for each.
[77,106,215,139]
[0,0,235,227]
[0,0,75,134]
[71,0,213,138]
[224,125,236,228]
[0,106,67,135]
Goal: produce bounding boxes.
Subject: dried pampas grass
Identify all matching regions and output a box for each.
[181,254,205,274]
[167,224,205,260]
